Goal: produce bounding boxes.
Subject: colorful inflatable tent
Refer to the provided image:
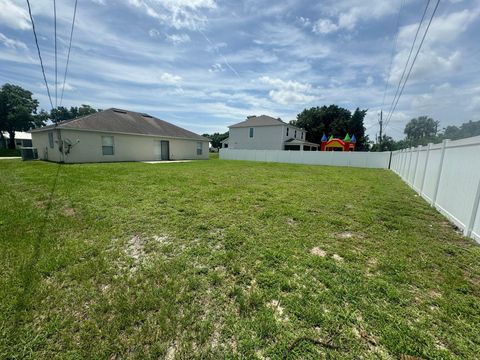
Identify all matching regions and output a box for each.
[321,134,356,151]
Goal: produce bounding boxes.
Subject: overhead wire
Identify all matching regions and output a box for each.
[26,0,54,111]
[60,0,78,107]
[54,0,58,109]
[385,0,441,128]
[381,0,405,111]
[384,0,432,128]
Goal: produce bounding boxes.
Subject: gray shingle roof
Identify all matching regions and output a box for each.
[30,108,209,141]
[229,115,305,131]
[284,138,319,147]
[229,115,287,128]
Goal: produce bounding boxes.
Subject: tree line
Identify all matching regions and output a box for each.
[2,83,478,151]
[0,83,100,149]
[372,116,480,151]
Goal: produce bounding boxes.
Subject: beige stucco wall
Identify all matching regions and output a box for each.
[32,129,209,163]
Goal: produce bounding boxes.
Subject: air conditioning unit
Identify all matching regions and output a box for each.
[20,147,38,161]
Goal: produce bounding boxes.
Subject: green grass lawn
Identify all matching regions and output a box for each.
[1,159,479,359]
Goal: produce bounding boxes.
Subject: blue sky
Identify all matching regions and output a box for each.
[0,0,479,140]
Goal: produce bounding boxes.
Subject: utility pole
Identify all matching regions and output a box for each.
[378,110,383,152]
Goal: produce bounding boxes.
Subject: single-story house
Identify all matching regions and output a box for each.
[30,108,210,163]
[1,131,32,149]
[220,137,229,148]
[227,115,319,151]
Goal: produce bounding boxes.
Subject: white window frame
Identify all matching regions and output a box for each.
[102,136,114,155]
[286,127,289,136]
[249,127,254,138]
[197,141,203,155]
[294,130,297,138]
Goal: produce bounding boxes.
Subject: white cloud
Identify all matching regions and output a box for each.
[388,7,480,85]
[312,19,339,34]
[148,28,160,37]
[0,0,30,30]
[160,72,182,84]
[312,0,401,34]
[259,76,316,105]
[297,16,311,27]
[366,76,374,86]
[128,0,217,30]
[0,33,28,50]
[209,63,224,72]
[165,33,191,45]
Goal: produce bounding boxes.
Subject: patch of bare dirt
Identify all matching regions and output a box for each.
[337,231,354,239]
[332,254,344,262]
[310,247,326,257]
[268,299,289,322]
[286,218,297,226]
[62,207,76,217]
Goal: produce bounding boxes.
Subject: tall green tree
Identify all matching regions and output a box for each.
[202,131,229,149]
[50,104,100,123]
[349,108,368,151]
[0,84,41,148]
[404,116,437,144]
[291,105,368,150]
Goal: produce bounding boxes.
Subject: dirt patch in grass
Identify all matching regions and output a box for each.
[62,207,76,217]
[126,235,144,261]
[310,247,326,257]
[268,299,289,322]
[332,254,344,262]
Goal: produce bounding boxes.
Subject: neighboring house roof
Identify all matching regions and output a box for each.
[285,138,319,147]
[30,108,209,141]
[229,115,304,130]
[2,131,32,140]
[220,137,229,143]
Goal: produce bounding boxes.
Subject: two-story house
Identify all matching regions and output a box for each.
[222,115,319,151]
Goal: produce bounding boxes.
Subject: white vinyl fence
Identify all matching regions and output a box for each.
[390,136,480,242]
[219,149,391,169]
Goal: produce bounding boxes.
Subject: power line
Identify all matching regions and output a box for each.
[54,0,58,109]
[384,0,432,126]
[381,0,405,110]
[26,0,54,111]
[385,0,441,128]
[60,0,78,107]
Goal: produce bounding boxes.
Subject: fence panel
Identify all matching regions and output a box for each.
[219,149,391,169]
[391,136,480,242]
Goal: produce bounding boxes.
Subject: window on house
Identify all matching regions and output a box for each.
[294,130,297,138]
[102,136,114,155]
[249,127,254,138]
[301,132,304,139]
[286,127,289,136]
[48,132,54,148]
[197,142,203,155]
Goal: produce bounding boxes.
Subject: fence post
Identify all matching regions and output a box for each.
[411,145,421,190]
[406,147,414,184]
[464,178,480,237]
[420,143,432,196]
[431,139,449,207]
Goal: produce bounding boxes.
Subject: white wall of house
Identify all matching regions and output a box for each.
[32,129,209,163]
[229,125,284,150]
[228,124,308,150]
[281,125,306,142]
